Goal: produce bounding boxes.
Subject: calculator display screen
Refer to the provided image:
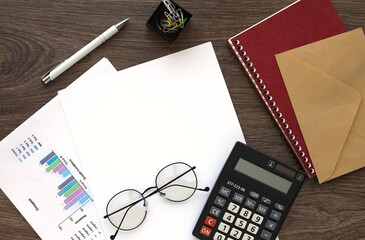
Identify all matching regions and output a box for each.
[275,163,296,178]
[234,158,292,194]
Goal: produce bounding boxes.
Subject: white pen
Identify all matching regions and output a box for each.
[41,18,130,84]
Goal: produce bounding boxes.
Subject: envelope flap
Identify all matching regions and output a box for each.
[276,53,361,183]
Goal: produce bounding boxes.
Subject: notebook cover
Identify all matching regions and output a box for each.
[227,0,347,178]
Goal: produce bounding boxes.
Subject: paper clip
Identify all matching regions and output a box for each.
[162,0,179,19]
[164,11,174,22]
[160,0,185,33]
[177,8,184,28]
[162,18,184,33]
[161,19,177,33]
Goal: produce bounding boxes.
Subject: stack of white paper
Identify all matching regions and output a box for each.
[1,42,281,240]
[58,42,245,240]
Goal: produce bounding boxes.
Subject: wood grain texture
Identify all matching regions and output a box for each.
[0,0,364,239]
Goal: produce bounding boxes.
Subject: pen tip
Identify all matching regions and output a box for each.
[41,74,52,84]
[115,18,130,30]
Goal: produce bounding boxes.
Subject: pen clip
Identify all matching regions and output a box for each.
[41,60,65,80]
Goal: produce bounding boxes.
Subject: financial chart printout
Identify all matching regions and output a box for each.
[0,59,116,240]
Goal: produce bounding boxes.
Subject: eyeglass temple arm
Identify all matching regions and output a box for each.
[159,183,210,193]
[110,203,134,240]
[103,166,197,219]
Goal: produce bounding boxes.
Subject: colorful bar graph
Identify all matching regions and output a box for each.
[40,152,55,165]
[58,180,77,196]
[64,188,84,204]
[46,159,61,172]
[30,148,34,153]
[34,145,38,150]
[64,191,87,210]
[39,150,92,212]
[58,176,74,190]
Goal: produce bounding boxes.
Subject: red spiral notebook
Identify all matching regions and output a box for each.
[228,0,347,178]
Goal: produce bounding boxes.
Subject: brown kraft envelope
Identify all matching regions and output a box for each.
[275,28,365,183]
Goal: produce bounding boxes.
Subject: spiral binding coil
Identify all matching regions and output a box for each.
[233,39,315,175]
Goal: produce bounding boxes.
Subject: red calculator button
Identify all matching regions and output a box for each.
[200,226,212,237]
[204,216,217,227]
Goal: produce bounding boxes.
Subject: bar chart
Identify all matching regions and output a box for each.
[40,151,91,211]
[5,116,105,239]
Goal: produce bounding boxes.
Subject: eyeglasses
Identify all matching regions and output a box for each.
[103,162,210,239]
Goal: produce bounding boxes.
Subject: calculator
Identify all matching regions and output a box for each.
[192,142,306,240]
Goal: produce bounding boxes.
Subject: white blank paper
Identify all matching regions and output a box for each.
[59,42,246,239]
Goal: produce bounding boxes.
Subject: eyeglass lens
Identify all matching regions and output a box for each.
[106,189,147,231]
[156,162,198,202]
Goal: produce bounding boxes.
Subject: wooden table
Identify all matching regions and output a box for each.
[0,0,364,239]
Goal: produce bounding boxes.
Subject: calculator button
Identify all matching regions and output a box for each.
[230,227,242,239]
[260,230,273,240]
[251,213,264,225]
[210,206,222,217]
[204,216,217,227]
[227,202,240,214]
[219,186,231,197]
[261,197,272,205]
[223,212,235,223]
[267,160,275,168]
[265,219,277,231]
[296,173,304,181]
[270,210,282,221]
[249,191,260,199]
[244,198,257,209]
[213,232,226,240]
[232,192,245,204]
[242,233,255,240]
[247,223,259,235]
[218,222,230,233]
[275,203,285,211]
[214,196,227,207]
[239,207,252,219]
[200,226,212,237]
[235,217,247,229]
[257,204,268,215]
